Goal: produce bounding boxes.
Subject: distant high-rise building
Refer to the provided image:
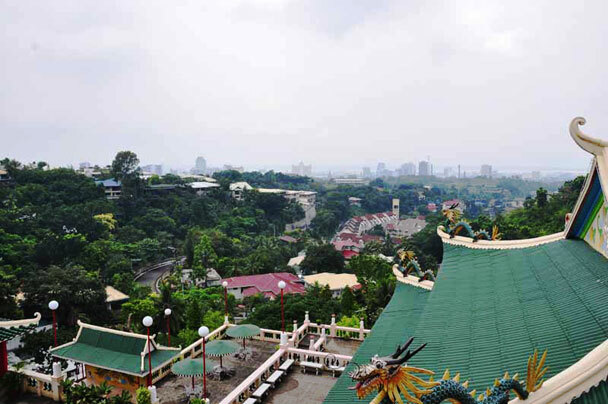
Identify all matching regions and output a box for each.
[362,167,372,178]
[79,162,91,169]
[376,162,387,176]
[418,161,431,176]
[292,161,312,177]
[194,156,207,174]
[397,162,416,176]
[481,164,492,178]
[444,167,454,177]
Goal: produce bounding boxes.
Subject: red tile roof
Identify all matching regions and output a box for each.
[222,272,305,298]
[279,235,298,243]
[342,250,359,259]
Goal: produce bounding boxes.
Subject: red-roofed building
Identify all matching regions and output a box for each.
[342,250,359,260]
[222,272,305,300]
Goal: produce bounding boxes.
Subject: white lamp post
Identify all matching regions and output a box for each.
[48,300,59,347]
[278,281,286,332]
[222,281,229,318]
[164,308,172,347]
[198,326,210,399]
[142,316,153,386]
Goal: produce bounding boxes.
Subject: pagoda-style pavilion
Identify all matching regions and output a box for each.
[50,320,180,397]
[0,313,41,376]
[324,118,608,404]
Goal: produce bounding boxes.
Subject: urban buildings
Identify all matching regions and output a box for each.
[141,164,162,176]
[94,178,122,200]
[361,167,372,178]
[223,164,244,173]
[481,164,493,178]
[418,160,432,176]
[193,156,207,174]
[229,182,253,200]
[292,161,312,177]
[397,162,416,176]
[332,178,368,185]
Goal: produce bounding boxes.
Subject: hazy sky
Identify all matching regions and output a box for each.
[1,0,607,172]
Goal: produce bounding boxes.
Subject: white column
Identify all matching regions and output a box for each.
[148,386,160,404]
[304,311,310,324]
[359,318,365,340]
[330,314,336,337]
[292,320,298,346]
[51,362,62,401]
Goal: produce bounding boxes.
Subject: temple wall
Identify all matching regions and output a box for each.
[583,197,608,258]
[85,365,144,399]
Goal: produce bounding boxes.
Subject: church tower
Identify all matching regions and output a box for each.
[392,198,400,218]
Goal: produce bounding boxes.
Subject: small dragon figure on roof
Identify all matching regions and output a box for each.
[349,338,548,404]
[441,203,502,242]
[397,250,436,282]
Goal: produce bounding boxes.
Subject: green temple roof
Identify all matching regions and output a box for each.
[0,324,38,342]
[51,324,179,376]
[324,282,430,403]
[573,380,608,404]
[0,313,41,343]
[324,238,608,403]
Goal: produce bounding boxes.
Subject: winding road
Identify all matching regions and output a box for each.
[134,257,185,293]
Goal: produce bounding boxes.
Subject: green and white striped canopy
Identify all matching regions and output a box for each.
[205,340,240,357]
[226,324,261,340]
[171,358,218,377]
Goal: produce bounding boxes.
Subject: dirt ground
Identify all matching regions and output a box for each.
[156,339,278,404]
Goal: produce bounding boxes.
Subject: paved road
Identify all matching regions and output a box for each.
[134,257,184,293]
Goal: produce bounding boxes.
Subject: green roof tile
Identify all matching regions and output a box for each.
[324,239,608,403]
[0,324,37,342]
[51,327,179,376]
[323,282,430,403]
[572,379,608,404]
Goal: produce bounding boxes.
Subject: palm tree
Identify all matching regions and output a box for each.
[155,280,184,337]
[110,390,133,404]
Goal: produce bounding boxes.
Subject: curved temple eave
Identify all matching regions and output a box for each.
[436,226,565,250]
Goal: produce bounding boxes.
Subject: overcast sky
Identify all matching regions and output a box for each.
[1,0,607,172]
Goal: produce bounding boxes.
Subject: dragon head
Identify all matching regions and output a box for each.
[442,202,461,224]
[349,338,436,403]
[397,249,416,264]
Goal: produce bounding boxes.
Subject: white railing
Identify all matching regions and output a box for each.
[286,347,352,369]
[254,328,292,343]
[15,366,62,401]
[218,348,287,404]
[180,323,229,359]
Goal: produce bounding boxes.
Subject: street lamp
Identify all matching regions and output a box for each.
[164,308,172,347]
[198,326,210,400]
[142,316,154,386]
[48,300,59,347]
[278,281,286,332]
[222,281,228,319]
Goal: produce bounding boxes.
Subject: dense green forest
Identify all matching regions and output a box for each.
[0,152,586,369]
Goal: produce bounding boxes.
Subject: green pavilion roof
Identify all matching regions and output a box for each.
[0,324,38,342]
[324,238,608,403]
[0,313,41,343]
[51,324,179,376]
